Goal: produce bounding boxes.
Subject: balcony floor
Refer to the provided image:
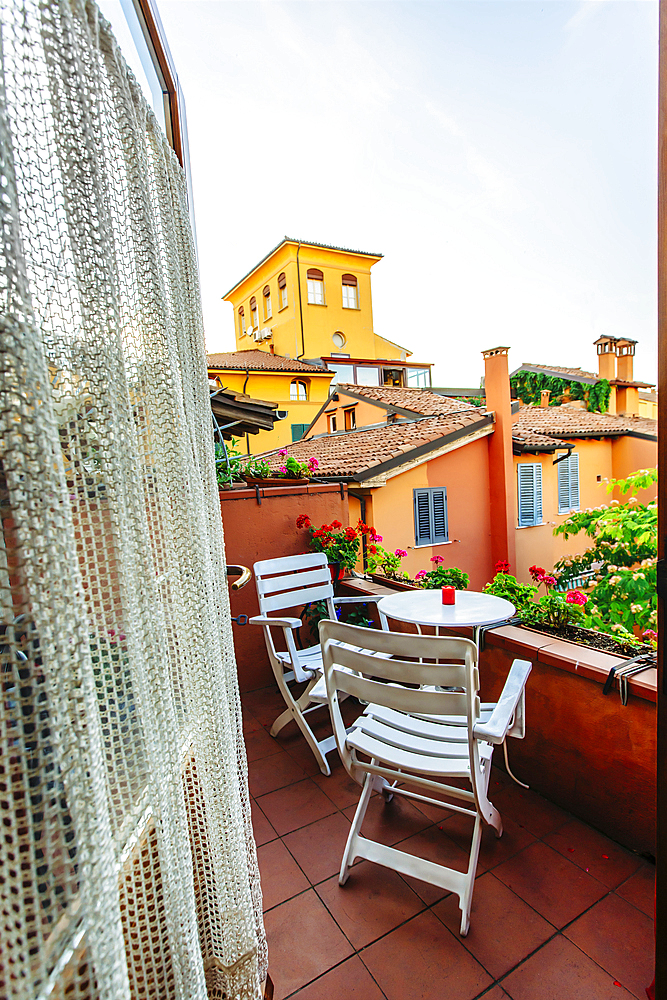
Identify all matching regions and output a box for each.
[242,685,655,1000]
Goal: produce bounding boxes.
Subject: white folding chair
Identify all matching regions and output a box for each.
[320,619,531,935]
[250,553,386,775]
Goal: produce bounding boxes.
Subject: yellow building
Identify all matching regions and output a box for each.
[207,350,335,451]
[221,237,433,389]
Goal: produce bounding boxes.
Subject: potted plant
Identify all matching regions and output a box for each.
[242,451,319,486]
[215,440,245,490]
[296,515,374,582]
[414,556,469,591]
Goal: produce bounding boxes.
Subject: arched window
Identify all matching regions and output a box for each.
[249,295,257,329]
[278,272,287,309]
[263,284,272,320]
[238,305,246,336]
[342,273,358,309]
[290,379,308,401]
[306,268,325,305]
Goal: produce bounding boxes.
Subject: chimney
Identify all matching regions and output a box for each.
[594,336,617,380]
[540,390,551,408]
[615,338,637,383]
[482,347,516,573]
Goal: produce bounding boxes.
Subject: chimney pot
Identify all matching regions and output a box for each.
[540,390,551,408]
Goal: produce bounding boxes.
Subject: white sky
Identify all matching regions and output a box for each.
[153,0,658,387]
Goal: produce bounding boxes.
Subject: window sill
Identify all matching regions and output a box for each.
[342,305,361,311]
[307,302,327,307]
[278,305,288,313]
[410,541,453,549]
[516,522,544,529]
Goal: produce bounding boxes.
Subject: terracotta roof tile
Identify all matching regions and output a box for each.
[336,384,478,416]
[260,411,490,478]
[207,350,328,374]
[513,404,657,440]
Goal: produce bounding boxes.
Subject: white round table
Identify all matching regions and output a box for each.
[377,589,515,646]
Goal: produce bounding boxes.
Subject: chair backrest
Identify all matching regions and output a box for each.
[254,552,335,618]
[320,619,484,790]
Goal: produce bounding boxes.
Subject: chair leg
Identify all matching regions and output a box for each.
[459,813,484,936]
[269,675,331,776]
[339,772,374,885]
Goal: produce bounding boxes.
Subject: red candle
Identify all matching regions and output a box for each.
[442,586,455,605]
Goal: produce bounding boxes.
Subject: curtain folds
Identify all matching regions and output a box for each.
[0,1,265,997]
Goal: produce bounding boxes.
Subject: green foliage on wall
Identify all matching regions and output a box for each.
[510,370,611,413]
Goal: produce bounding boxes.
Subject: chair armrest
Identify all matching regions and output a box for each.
[249,615,302,629]
[332,596,384,605]
[473,659,531,745]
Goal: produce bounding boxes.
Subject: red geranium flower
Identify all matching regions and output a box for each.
[494,560,511,574]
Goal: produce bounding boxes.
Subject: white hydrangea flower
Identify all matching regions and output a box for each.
[609,575,621,586]
[630,604,643,614]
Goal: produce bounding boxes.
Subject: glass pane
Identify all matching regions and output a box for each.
[98,0,166,132]
[355,367,379,386]
[406,368,429,388]
[328,364,354,384]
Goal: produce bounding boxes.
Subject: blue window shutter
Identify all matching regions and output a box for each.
[413,488,448,545]
[558,454,579,513]
[518,463,542,527]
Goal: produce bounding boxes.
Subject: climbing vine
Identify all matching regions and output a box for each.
[509,371,610,413]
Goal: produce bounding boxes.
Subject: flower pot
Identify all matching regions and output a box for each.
[242,475,309,487]
[329,562,347,585]
[369,573,419,592]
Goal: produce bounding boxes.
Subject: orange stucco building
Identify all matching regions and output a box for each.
[259,341,657,589]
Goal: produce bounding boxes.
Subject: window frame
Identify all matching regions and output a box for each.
[306,268,325,305]
[557,453,580,514]
[344,407,356,431]
[413,487,448,547]
[290,379,308,401]
[342,275,358,310]
[517,462,543,527]
[263,285,272,320]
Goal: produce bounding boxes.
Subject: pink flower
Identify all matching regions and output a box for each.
[542,575,556,588]
[394,549,407,558]
[643,629,657,643]
[566,590,588,606]
[279,448,288,457]
[370,532,382,542]
[431,555,445,565]
[415,570,427,579]
[279,465,287,474]
[307,457,319,470]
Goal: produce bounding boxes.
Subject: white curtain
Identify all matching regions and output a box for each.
[0,1,266,997]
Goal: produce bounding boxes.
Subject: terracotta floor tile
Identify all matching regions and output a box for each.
[615,863,655,919]
[316,861,425,949]
[244,726,283,763]
[263,889,354,1000]
[501,934,635,1000]
[564,892,655,999]
[544,819,642,889]
[408,794,454,824]
[492,783,570,839]
[493,841,607,928]
[284,741,329,777]
[290,956,387,999]
[342,792,432,848]
[313,765,363,809]
[257,778,337,836]
[434,871,554,979]
[440,810,536,872]
[248,750,307,797]
[478,989,509,1000]
[241,686,285,726]
[251,799,278,847]
[283,812,356,885]
[361,910,492,1000]
[258,839,310,911]
[242,710,263,733]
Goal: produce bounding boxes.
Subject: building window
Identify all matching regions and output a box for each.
[517,463,543,527]
[383,368,404,387]
[278,272,287,309]
[558,453,580,514]
[344,408,356,431]
[342,273,358,309]
[355,366,379,387]
[406,368,430,388]
[327,412,337,433]
[290,379,308,401]
[332,331,346,349]
[263,285,272,320]
[250,295,257,330]
[291,423,309,442]
[414,488,448,546]
[307,268,325,305]
[328,363,354,385]
[238,306,246,337]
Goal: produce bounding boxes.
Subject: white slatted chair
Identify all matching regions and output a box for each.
[250,552,387,775]
[320,619,531,935]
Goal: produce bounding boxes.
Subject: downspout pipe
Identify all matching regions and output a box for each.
[296,241,305,360]
[552,445,575,465]
[348,489,367,570]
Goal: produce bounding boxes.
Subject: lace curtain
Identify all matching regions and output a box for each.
[0,1,265,997]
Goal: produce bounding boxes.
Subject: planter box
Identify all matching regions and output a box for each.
[242,476,309,487]
[369,573,419,592]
